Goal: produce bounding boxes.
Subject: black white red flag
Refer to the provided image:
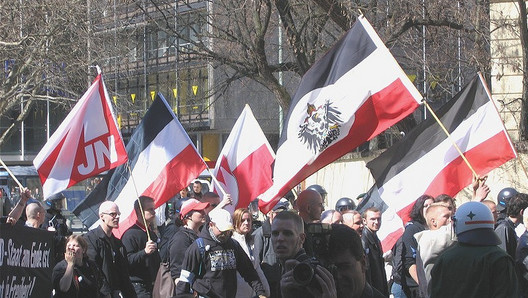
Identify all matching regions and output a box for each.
[73,93,207,237]
[212,105,275,212]
[363,74,517,252]
[33,69,127,199]
[259,16,422,212]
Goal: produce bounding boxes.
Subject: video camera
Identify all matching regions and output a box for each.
[292,223,337,290]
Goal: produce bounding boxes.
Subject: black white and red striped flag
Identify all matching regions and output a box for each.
[363,74,517,252]
[73,93,206,237]
[259,16,422,212]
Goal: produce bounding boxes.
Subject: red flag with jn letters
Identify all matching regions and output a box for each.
[34,69,127,199]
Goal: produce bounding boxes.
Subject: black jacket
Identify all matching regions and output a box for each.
[401,220,425,292]
[176,227,265,298]
[169,226,198,279]
[121,223,161,284]
[253,218,277,266]
[362,227,388,296]
[52,257,101,298]
[84,226,137,298]
[495,217,518,259]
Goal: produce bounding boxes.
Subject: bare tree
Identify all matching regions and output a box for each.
[136,0,492,137]
[0,0,92,148]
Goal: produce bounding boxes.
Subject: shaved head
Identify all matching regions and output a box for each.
[99,201,118,215]
[296,189,324,222]
[26,202,44,220]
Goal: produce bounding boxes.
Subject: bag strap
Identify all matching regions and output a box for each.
[196,238,206,277]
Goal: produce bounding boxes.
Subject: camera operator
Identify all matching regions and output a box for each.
[271,211,336,298]
[319,224,385,298]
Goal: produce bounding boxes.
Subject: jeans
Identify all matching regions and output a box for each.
[391,282,408,298]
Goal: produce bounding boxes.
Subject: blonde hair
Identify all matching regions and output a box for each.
[425,203,450,228]
[233,208,252,234]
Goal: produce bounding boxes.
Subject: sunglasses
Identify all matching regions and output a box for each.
[102,212,120,218]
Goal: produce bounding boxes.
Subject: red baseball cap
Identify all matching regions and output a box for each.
[180,199,209,219]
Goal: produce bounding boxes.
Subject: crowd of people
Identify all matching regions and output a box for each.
[4,178,528,298]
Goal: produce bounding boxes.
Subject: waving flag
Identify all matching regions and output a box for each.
[259,15,422,212]
[34,69,127,199]
[73,93,207,237]
[363,74,517,252]
[212,105,275,213]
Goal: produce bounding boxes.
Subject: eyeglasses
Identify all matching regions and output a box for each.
[219,230,233,238]
[102,212,120,218]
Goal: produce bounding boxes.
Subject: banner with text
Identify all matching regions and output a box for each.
[0,224,55,298]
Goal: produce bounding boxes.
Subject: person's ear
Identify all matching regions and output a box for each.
[299,232,306,245]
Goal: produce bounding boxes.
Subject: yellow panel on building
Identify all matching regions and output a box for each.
[202,133,220,163]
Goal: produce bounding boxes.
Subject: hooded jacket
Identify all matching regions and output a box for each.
[176,227,266,298]
[169,226,199,279]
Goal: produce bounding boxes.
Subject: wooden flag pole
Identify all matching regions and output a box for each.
[0,158,24,190]
[422,100,478,178]
[126,162,151,241]
[205,166,228,198]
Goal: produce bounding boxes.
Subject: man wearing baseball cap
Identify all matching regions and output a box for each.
[176,208,267,297]
[430,201,518,297]
[169,199,210,284]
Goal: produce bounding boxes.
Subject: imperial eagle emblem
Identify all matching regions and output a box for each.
[298,100,343,154]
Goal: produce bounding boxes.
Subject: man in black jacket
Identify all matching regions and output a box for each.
[176,208,267,298]
[84,201,137,298]
[121,196,160,297]
[361,207,388,296]
[495,193,528,259]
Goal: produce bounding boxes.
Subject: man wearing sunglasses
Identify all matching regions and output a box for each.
[84,201,137,298]
[176,208,267,298]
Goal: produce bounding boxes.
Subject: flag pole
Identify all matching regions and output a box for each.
[0,158,24,190]
[422,100,478,178]
[205,166,228,198]
[476,72,528,181]
[126,162,151,241]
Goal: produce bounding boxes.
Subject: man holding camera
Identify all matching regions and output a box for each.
[296,189,325,257]
[271,211,337,297]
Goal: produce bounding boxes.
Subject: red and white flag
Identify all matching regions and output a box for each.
[213,105,275,213]
[34,69,127,199]
[259,16,422,212]
[363,74,517,252]
[73,93,207,237]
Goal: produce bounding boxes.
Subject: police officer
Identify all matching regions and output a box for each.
[335,197,356,213]
[496,187,518,224]
[42,192,72,263]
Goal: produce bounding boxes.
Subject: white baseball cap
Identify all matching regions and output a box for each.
[209,208,234,232]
